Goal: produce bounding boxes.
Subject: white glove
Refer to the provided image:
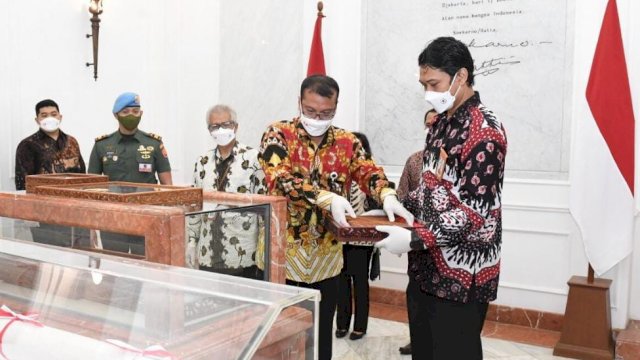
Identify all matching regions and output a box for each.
[361,209,386,217]
[383,196,415,225]
[331,194,357,227]
[374,225,412,255]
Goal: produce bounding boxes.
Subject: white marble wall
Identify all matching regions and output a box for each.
[362,0,572,180]
[217,0,304,150]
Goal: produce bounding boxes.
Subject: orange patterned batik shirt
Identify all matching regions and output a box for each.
[258,117,392,283]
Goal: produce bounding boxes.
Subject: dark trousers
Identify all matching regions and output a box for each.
[287,275,339,360]
[199,264,260,280]
[407,278,489,360]
[336,245,374,333]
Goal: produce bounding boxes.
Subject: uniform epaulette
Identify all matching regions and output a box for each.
[94,133,111,142]
[147,132,163,141]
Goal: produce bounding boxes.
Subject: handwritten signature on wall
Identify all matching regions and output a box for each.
[467,38,553,76]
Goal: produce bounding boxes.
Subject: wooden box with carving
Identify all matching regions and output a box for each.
[325,215,414,243]
[25,173,109,194]
[33,181,203,210]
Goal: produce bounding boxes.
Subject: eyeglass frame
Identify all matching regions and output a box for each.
[300,104,337,120]
[208,120,236,132]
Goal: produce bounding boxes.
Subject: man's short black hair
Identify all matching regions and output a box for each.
[424,108,436,120]
[300,75,340,100]
[418,37,475,86]
[352,131,372,156]
[35,99,59,115]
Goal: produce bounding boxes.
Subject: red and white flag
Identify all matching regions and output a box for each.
[570,0,636,275]
[307,2,326,76]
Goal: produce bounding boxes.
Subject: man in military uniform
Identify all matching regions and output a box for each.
[88,92,172,254]
[88,92,172,185]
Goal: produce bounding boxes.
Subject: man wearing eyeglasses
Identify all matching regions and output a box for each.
[87,92,172,255]
[189,104,266,277]
[258,75,413,360]
[88,92,172,185]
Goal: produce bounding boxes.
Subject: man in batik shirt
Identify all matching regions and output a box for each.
[189,104,267,278]
[258,75,413,360]
[15,99,85,190]
[376,37,507,360]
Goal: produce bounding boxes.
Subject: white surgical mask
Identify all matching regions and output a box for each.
[424,72,461,114]
[210,128,235,146]
[300,114,332,137]
[39,117,61,132]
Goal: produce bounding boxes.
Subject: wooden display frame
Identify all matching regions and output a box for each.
[25,173,109,194]
[33,181,203,210]
[325,214,413,243]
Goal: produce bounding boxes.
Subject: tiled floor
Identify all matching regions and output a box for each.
[332,317,572,360]
[368,301,562,348]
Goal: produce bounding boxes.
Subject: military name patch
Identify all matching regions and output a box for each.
[139,163,153,173]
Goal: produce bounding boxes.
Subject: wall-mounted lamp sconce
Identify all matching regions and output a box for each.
[86,0,103,81]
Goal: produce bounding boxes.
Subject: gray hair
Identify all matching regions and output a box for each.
[205,104,237,126]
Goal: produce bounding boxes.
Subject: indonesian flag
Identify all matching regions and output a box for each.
[570,0,636,275]
[307,1,326,76]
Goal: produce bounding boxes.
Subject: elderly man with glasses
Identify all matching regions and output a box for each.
[258,75,413,360]
[189,104,267,278]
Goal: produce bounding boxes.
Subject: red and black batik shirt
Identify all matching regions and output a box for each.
[404,92,507,303]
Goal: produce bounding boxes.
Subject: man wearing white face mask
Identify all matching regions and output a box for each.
[15,99,86,190]
[258,75,413,360]
[190,104,267,277]
[375,37,507,360]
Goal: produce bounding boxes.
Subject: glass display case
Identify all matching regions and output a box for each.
[0,189,289,283]
[24,173,109,194]
[33,181,203,210]
[0,238,319,359]
[185,201,271,281]
[0,199,271,280]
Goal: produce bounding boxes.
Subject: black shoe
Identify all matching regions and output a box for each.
[349,331,366,340]
[399,343,411,355]
[335,329,348,338]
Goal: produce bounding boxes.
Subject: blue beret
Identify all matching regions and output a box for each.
[112,92,141,114]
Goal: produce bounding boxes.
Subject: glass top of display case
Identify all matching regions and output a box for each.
[0,239,319,360]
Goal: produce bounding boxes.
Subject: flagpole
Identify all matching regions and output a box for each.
[306,1,326,76]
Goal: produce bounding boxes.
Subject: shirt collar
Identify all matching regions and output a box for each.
[437,91,482,125]
[36,129,66,142]
[214,141,239,160]
[452,91,481,118]
[114,130,142,143]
